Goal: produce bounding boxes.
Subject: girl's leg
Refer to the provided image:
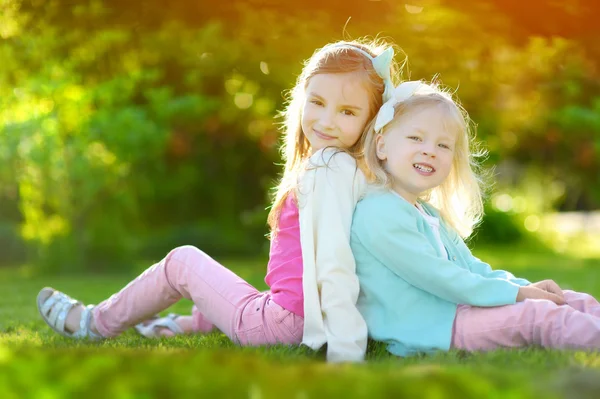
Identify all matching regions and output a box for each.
[191,305,216,333]
[564,290,600,316]
[90,245,302,345]
[451,300,600,352]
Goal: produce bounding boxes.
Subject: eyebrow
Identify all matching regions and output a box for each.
[307,92,364,111]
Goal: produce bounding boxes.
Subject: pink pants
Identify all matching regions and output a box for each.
[451,290,600,351]
[92,246,304,346]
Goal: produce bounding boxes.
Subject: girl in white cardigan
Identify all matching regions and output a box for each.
[37,39,402,362]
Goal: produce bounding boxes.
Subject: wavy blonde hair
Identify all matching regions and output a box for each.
[267,38,404,234]
[360,84,486,238]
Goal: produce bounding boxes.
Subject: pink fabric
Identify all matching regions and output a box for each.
[92,246,303,345]
[264,194,304,317]
[451,290,600,351]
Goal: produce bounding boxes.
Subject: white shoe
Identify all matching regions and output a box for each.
[134,314,184,338]
[37,287,103,340]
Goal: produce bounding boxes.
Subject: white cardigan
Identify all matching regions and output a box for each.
[296,148,368,362]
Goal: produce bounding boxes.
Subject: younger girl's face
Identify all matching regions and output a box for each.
[301,72,372,153]
[375,105,457,204]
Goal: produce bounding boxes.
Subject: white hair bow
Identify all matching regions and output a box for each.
[374,81,427,133]
[370,47,395,102]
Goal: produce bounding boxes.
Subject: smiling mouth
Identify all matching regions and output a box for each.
[313,129,336,140]
[413,163,435,173]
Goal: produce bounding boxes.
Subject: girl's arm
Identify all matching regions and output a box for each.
[354,198,521,307]
[299,150,368,363]
[445,229,563,304]
[468,256,531,286]
[448,229,531,286]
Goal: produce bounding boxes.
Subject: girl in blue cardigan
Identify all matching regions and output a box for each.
[351,81,600,357]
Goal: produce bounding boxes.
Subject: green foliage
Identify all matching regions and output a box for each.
[1,5,286,271]
[1,0,599,272]
[472,204,525,245]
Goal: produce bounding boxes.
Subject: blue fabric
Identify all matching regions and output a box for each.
[350,189,530,357]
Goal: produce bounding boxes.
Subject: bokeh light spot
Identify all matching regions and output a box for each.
[234,93,253,109]
[405,4,424,14]
[493,194,513,212]
[260,62,270,75]
[524,215,540,232]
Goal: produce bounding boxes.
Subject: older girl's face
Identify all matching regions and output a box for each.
[301,72,372,153]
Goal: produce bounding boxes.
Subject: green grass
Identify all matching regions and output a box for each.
[2,247,600,398]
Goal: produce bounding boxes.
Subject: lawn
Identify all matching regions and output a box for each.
[2,246,600,398]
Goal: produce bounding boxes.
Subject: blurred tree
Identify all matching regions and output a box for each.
[0,0,598,271]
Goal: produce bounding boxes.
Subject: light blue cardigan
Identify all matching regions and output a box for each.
[350,189,530,357]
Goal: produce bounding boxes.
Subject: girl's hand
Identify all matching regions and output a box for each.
[516,285,566,305]
[530,280,564,300]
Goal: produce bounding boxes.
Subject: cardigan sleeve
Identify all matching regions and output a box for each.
[299,149,368,363]
[448,228,531,286]
[354,198,521,307]
[467,257,531,286]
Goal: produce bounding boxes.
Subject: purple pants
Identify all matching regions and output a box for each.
[92,246,304,346]
[452,290,600,351]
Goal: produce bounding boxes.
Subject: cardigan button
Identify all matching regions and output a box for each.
[452,256,457,261]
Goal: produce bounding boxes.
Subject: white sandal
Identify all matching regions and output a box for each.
[36,287,103,340]
[134,313,184,338]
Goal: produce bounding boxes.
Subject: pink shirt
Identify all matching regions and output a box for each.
[265,194,304,317]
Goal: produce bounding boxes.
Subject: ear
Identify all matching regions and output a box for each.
[375,134,387,161]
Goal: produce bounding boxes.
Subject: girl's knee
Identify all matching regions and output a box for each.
[562,290,578,300]
[564,290,591,300]
[167,245,210,268]
[520,299,561,320]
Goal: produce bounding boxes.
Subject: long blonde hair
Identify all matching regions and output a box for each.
[361,84,486,238]
[267,38,404,234]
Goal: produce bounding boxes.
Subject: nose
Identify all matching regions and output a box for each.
[319,107,336,130]
[421,144,436,158]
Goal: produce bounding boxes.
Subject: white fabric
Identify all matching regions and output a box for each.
[297,149,368,363]
[415,203,449,259]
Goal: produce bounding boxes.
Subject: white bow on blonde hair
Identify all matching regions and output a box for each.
[374,80,434,133]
